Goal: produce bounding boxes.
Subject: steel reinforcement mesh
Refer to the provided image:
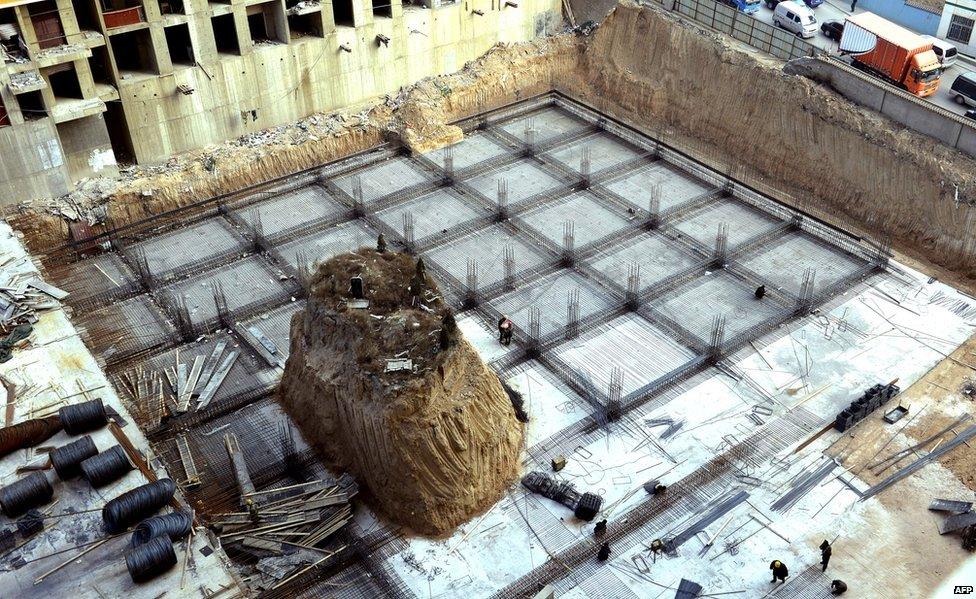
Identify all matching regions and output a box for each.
[41,92,886,598]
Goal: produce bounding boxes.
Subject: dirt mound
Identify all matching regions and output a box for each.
[278,249,523,536]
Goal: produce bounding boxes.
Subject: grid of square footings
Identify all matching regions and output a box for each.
[42,98,884,599]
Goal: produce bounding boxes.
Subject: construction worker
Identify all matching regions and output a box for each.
[593,519,607,537]
[649,539,664,555]
[755,284,766,300]
[597,542,611,561]
[498,315,514,346]
[820,540,832,572]
[769,560,789,583]
[831,580,848,595]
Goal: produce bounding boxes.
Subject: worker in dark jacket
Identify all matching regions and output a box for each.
[498,315,514,346]
[770,560,789,583]
[820,540,832,572]
[831,579,848,595]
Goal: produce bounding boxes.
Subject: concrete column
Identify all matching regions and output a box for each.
[232,5,253,55]
[149,23,175,74]
[320,0,336,34]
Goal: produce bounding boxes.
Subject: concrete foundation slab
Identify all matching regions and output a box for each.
[491,269,615,337]
[52,252,136,304]
[651,270,785,344]
[242,300,305,361]
[425,224,548,288]
[333,157,431,203]
[425,133,510,170]
[555,314,697,396]
[160,256,290,327]
[520,191,630,247]
[672,198,782,249]
[465,158,567,204]
[376,188,484,241]
[132,217,244,278]
[76,294,175,363]
[275,220,377,269]
[740,231,867,294]
[543,131,646,174]
[604,162,714,213]
[236,186,346,238]
[498,106,591,144]
[587,231,701,290]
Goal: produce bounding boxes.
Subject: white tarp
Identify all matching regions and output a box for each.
[839,20,878,55]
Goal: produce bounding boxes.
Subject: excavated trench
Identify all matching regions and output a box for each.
[16,1,976,289]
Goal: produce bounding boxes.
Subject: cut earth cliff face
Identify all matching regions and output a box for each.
[278,248,524,536]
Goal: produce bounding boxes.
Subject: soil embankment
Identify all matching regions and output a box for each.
[562,2,976,287]
[278,249,523,536]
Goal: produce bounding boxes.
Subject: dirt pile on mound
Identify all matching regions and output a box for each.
[278,248,523,536]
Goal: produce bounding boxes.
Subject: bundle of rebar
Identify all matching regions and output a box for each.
[216,475,358,562]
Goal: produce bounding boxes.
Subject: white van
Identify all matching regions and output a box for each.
[773,1,818,39]
[922,35,958,68]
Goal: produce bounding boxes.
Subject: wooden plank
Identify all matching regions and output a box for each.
[179,356,205,412]
[196,350,238,410]
[176,434,201,488]
[224,432,255,501]
[195,341,227,394]
[27,279,69,300]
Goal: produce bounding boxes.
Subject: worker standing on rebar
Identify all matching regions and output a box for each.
[498,315,514,346]
[769,560,789,583]
[820,540,832,572]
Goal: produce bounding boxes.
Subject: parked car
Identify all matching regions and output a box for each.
[951,72,976,107]
[766,0,821,8]
[773,1,818,39]
[820,20,843,42]
[720,0,761,14]
[921,36,958,68]
[966,109,976,121]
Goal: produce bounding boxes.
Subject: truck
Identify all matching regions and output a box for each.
[839,12,942,97]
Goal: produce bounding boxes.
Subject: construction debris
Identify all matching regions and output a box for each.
[834,381,900,432]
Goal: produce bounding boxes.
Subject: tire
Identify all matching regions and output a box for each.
[957,95,968,106]
[773,18,781,28]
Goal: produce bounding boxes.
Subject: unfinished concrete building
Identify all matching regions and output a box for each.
[2,0,976,598]
[0,0,560,200]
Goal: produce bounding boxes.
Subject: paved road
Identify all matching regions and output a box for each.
[746,0,974,115]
